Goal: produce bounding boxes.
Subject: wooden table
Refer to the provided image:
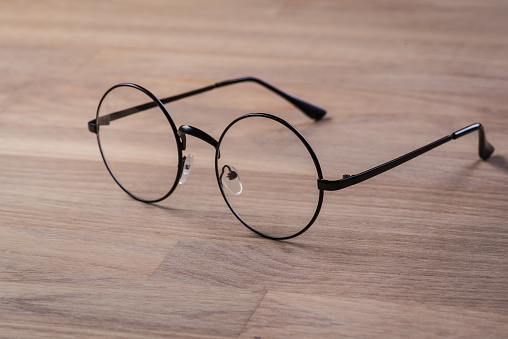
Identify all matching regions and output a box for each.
[1,1,507,337]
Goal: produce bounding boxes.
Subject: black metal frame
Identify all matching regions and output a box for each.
[215,113,324,240]
[89,77,495,240]
[95,83,184,204]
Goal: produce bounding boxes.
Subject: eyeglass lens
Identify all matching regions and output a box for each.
[216,115,322,239]
[97,85,180,202]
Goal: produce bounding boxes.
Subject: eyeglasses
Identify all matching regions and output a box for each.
[88,77,495,240]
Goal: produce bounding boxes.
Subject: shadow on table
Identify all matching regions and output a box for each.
[487,154,508,173]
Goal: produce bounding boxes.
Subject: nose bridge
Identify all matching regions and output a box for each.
[177,125,218,149]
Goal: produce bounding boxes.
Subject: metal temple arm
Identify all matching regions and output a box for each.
[318,123,494,191]
[88,77,326,134]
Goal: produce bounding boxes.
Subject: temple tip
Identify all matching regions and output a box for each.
[479,138,494,160]
[291,99,327,120]
[452,122,494,161]
[478,123,494,160]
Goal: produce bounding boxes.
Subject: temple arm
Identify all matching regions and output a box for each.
[88,77,326,133]
[318,123,494,191]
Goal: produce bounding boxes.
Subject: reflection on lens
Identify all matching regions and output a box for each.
[97,84,181,202]
[216,114,322,239]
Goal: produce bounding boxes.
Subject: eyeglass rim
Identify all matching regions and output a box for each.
[96,83,184,203]
[214,113,325,240]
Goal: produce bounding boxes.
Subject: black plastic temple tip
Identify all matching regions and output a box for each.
[452,123,494,160]
[215,77,327,120]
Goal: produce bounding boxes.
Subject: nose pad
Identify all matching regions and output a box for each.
[220,165,242,195]
[179,154,193,185]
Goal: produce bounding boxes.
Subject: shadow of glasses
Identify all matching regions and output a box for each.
[487,154,508,173]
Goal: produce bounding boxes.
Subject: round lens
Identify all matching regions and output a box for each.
[216,114,323,239]
[96,84,181,202]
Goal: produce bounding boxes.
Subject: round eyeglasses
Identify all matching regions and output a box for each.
[88,78,494,240]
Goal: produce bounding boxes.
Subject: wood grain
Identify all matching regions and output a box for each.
[1,0,507,337]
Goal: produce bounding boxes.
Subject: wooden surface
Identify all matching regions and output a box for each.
[1,0,507,337]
